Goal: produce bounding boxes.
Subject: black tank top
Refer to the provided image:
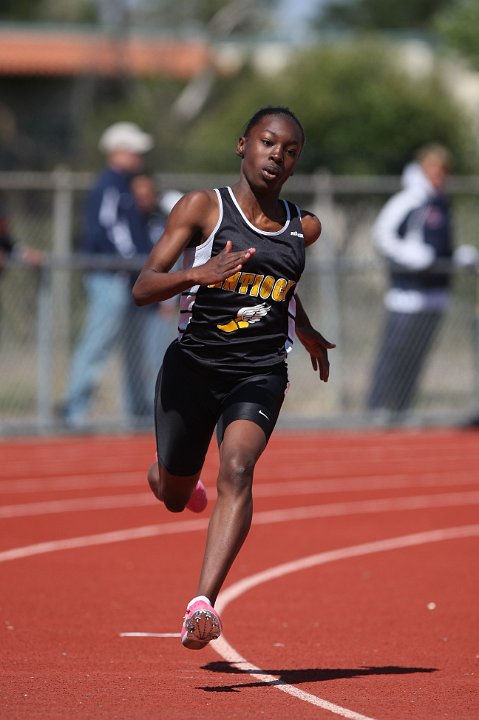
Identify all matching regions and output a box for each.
[177,186,306,375]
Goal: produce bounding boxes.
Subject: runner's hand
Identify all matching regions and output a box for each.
[296,325,336,382]
[193,241,255,285]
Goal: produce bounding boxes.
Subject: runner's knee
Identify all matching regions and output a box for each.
[219,452,256,495]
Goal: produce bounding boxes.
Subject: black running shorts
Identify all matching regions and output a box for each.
[154,341,288,476]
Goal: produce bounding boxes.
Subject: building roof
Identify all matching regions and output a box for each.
[0,26,212,78]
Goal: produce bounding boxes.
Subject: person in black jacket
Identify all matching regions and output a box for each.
[0,201,15,268]
[62,122,154,429]
[129,174,180,415]
[1,198,44,271]
[0,197,44,294]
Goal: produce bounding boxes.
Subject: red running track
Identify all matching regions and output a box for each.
[0,429,478,719]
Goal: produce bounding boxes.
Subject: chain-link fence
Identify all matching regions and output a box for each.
[1,171,479,435]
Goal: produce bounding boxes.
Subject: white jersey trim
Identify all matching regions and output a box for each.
[285,292,297,353]
[227,186,291,236]
[177,188,224,336]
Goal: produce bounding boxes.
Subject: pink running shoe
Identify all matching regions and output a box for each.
[186,479,208,513]
[181,599,222,650]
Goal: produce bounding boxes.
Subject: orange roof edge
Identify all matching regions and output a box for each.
[0,27,213,78]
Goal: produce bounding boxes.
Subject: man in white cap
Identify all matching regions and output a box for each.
[62,121,156,429]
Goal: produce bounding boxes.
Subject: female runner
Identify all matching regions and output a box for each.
[133,106,335,649]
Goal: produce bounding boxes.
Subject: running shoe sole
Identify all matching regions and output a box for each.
[181,607,222,650]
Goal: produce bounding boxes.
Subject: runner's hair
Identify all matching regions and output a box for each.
[242,106,305,146]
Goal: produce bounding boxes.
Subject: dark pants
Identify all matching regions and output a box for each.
[367,309,442,413]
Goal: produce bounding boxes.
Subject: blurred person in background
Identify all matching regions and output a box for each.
[0,195,44,301]
[366,144,477,424]
[62,122,154,429]
[129,174,182,417]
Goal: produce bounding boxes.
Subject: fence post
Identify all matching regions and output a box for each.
[473,267,479,410]
[36,264,54,429]
[311,170,344,413]
[51,168,75,424]
[52,167,74,347]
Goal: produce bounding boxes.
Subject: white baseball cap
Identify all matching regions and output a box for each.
[99,122,154,154]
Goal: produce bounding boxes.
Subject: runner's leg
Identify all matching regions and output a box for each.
[194,419,267,605]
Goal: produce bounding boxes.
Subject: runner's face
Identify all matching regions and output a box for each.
[238,115,303,190]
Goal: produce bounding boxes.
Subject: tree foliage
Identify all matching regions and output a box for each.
[317,0,455,30]
[0,0,94,23]
[166,41,474,175]
[0,3,476,173]
[0,1,45,21]
[435,0,479,70]
[0,0,273,33]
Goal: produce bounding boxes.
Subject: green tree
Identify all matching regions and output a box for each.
[0,0,274,34]
[169,41,474,175]
[0,1,47,21]
[436,0,479,70]
[0,0,94,23]
[317,0,454,30]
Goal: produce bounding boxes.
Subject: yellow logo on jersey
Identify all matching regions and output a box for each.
[209,272,295,302]
[217,303,271,333]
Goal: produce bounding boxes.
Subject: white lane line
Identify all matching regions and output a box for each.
[0,473,143,494]
[0,519,208,563]
[254,470,479,495]
[1,468,477,496]
[2,492,479,561]
[213,524,479,720]
[252,491,479,527]
[119,632,181,638]
[0,493,154,518]
[2,488,479,520]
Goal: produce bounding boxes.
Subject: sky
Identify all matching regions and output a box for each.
[279,0,325,21]
[276,0,331,38]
